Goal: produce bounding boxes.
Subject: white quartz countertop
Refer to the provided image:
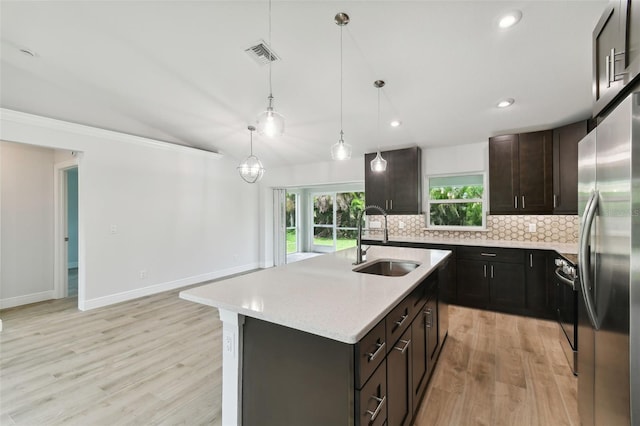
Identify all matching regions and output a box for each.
[362,235,578,255]
[179,246,451,344]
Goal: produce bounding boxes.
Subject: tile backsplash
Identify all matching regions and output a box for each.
[367,214,579,243]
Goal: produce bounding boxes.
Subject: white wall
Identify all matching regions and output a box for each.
[423,141,487,176]
[0,142,56,305]
[1,110,260,310]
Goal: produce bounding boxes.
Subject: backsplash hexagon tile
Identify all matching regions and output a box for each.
[366,215,578,243]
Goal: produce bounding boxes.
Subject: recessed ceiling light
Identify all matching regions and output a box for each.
[497,98,515,108]
[19,48,37,57]
[390,120,402,128]
[498,11,522,29]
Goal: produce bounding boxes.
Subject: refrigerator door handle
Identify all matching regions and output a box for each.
[578,190,600,330]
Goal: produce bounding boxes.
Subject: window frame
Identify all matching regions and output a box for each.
[425,172,487,231]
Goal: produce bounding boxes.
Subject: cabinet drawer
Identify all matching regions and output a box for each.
[356,359,387,426]
[386,286,421,349]
[355,319,386,389]
[457,246,523,264]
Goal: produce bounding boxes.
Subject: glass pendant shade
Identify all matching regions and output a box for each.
[256,104,285,138]
[331,132,352,161]
[238,155,265,183]
[370,151,387,172]
[237,125,265,183]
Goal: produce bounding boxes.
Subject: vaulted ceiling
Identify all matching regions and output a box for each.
[1,1,607,167]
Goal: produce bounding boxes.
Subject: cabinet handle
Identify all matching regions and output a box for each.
[390,199,393,210]
[394,339,411,354]
[606,52,611,88]
[609,48,626,85]
[483,264,487,278]
[490,265,494,279]
[553,194,557,208]
[366,395,386,422]
[515,196,518,209]
[395,313,409,328]
[366,341,386,362]
[424,308,433,328]
[385,200,388,210]
[481,252,497,257]
[522,196,526,209]
[529,253,533,268]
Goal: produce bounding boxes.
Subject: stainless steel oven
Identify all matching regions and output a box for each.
[554,256,578,375]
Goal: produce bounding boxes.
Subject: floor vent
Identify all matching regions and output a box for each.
[245,40,280,65]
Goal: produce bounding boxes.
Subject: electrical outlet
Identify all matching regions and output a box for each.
[224,334,234,354]
[528,223,537,233]
[139,270,147,279]
[110,224,118,234]
[399,221,405,229]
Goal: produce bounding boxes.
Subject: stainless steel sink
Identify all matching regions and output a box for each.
[353,259,420,277]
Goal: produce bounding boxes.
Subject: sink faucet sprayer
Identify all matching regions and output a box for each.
[354,205,388,265]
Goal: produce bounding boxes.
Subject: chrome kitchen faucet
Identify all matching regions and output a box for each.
[354,205,388,265]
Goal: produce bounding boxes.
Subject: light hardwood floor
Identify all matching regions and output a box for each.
[0,290,577,425]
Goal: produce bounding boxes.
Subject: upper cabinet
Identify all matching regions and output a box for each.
[364,147,422,214]
[489,131,553,214]
[552,120,590,214]
[593,0,640,117]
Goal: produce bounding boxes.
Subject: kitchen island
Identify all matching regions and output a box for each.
[180,245,451,426]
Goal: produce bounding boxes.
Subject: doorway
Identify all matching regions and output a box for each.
[54,159,79,299]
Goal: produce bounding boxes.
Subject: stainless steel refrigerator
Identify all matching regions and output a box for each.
[577,91,639,426]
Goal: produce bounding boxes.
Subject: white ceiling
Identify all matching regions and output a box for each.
[1,1,607,168]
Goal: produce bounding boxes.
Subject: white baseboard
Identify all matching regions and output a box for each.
[0,290,56,309]
[80,263,260,311]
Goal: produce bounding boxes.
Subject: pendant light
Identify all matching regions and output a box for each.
[330,12,352,161]
[238,125,265,183]
[370,80,387,172]
[256,0,284,138]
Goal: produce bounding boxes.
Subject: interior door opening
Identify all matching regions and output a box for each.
[65,167,79,298]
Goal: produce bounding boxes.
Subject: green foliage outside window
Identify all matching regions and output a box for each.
[429,181,484,227]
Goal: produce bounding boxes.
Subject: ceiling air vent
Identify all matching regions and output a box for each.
[245,40,280,66]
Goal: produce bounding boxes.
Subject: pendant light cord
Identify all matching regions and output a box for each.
[377,86,380,152]
[268,0,273,99]
[340,22,343,136]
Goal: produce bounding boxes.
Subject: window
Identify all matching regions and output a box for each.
[427,174,486,229]
[312,191,365,252]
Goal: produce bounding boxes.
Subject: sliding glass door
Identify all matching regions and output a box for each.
[311,191,364,252]
[286,192,298,254]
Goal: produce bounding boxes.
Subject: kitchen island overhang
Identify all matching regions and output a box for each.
[180,245,451,426]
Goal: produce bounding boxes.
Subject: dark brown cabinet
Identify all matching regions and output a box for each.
[387,327,412,426]
[489,131,553,214]
[552,121,589,214]
[456,247,526,312]
[456,259,490,305]
[592,0,640,116]
[525,250,554,319]
[365,147,422,214]
[593,1,629,116]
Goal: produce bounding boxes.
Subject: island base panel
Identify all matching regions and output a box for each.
[241,317,355,426]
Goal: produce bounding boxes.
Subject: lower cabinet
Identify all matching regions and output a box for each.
[387,278,441,426]
[387,327,412,426]
[455,247,527,313]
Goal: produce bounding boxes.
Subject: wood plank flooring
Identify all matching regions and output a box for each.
[0,290,577,425]
[415,305,578,426]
